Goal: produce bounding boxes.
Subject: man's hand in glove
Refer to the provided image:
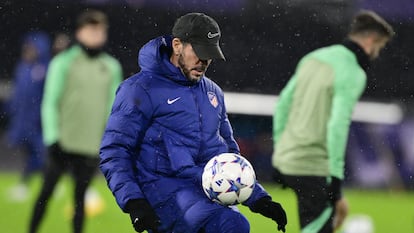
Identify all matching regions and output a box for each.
[126,199,161,233]
[251,197,287,232]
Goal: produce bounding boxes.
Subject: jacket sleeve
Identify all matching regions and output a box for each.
[219,96,240,153]
[41,54,68,146]
[273,77,297,143]
[99,80,153,211]
[243,182,271,208]
[327,72,366,179]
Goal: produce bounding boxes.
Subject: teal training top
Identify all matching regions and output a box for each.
[272,44,367,179]
[42,45,122,156]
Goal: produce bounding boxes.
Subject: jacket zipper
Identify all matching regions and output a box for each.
[190,85,203,159]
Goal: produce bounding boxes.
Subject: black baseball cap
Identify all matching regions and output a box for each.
[172,13,225,60]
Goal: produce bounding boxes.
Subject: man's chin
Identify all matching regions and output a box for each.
[187,72,204,82]
[187,75,202,82]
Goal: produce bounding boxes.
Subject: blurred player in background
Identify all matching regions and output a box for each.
[272,10,394,233]
[6,31,50,201]
[100,12,287,233]
[52,32,71,56]
[28,9,122,233]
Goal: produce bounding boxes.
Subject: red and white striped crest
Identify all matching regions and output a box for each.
[208,92,218,108]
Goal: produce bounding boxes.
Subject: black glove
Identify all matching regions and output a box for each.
[126,199,161,233]
[251,197,287,232]
[328,177,342,204]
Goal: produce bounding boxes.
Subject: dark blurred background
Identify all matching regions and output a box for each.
[0,0,413,189]
[1,0,413,98]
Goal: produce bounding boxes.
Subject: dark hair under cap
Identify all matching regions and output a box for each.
[76,9,108,29]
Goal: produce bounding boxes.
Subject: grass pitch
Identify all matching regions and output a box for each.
[0,172,413,233]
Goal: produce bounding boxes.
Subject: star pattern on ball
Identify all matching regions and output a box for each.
[211,160,219,176]
[226,179,240,194]
[235,177,248,189]
[206,187,220,201]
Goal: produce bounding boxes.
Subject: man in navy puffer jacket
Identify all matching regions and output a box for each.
[100,12,287,233]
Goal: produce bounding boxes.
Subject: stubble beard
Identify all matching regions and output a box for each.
[178,54,206,83]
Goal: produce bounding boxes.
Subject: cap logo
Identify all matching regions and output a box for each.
[207,32,220,39]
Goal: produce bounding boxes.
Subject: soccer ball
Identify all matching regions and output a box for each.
[202,153,256,205]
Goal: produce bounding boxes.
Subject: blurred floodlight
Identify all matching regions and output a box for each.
[224,92,403,125]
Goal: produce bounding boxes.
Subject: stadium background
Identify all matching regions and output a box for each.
[0,0,413,232]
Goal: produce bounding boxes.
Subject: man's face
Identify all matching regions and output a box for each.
[22,43,38,62]
[369,36,389,60]
[177,43,212,82]
[76,23,107,49]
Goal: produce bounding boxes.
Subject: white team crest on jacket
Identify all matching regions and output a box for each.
[207,92,218,108]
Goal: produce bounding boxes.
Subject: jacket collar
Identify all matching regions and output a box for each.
[342,39,370,72]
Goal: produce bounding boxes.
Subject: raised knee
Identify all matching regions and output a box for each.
[217,210,250,233]
[235,214,250,233]
[202,205,251,233]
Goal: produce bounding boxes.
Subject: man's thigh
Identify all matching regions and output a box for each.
[147,182,232,233]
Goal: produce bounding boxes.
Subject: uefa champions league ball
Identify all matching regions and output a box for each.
[202,153,256,205]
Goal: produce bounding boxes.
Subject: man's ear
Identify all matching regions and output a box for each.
[172,38,183,56]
